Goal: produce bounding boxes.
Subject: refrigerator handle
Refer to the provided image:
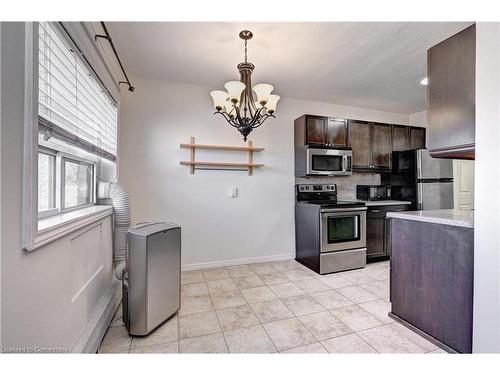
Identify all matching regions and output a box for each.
[417,182,423,210]
[416,149,422,179]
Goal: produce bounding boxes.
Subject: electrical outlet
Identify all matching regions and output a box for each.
[229,187,238,198]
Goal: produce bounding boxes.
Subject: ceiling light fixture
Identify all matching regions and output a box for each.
[420,77,428,86]
[209,30,279,141]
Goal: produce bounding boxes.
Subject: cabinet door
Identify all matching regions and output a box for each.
[409,127,426,149]
[326,118,348,147]
[366,213,386,258]
[427,24,475,159]
[305,116,327,145]
[348,120,371,169]
[392,125,409,152]
[371,123,392,169]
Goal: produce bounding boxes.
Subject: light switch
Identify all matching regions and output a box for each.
[229,187,238,198]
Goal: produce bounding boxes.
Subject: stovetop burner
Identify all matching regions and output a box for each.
[296,184,366,208]
[301,199,366,208]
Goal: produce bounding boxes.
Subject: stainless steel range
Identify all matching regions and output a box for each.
[295,184,367,274]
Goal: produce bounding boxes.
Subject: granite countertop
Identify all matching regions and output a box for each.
[386,209,474,228]
[357,200,412,207]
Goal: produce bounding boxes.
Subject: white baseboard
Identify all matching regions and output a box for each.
[181,252,295,271]
[72,279,121,353]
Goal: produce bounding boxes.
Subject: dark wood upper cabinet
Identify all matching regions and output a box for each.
[427,24,475,159]
[371,123,392,169]
[294,115,348,147]
[348,120,371,169]
[409,126,426,149]
[326,118,348,147]
[295,115,423,171]
[349,120,392,171]
[305,116,327,145]
[392,125,409,152]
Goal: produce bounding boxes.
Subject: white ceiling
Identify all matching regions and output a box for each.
[106,22,472,114]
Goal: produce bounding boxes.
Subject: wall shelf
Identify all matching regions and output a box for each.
[179,137,265,175]
[180,143,265,152]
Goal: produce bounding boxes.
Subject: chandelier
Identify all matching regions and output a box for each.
[209,30,280,141]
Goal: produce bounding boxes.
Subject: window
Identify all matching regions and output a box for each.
[62,158,94,209]
[35,22,117,218]
[38,150,56,213]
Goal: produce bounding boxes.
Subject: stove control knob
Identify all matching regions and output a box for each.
[305,186,310,190]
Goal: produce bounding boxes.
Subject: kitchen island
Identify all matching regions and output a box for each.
[387,209,474,353]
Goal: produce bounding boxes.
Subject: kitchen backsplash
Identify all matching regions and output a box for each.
[295,173,381,200]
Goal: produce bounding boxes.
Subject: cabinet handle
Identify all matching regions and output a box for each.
[370,209,381,213]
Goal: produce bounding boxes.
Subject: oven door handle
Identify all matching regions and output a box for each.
[321,207,367,213]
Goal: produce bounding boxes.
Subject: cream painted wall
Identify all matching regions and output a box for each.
[118,76,409,270]
[1,23,118,352]
[409,110,427,128]
[473,22,500,353]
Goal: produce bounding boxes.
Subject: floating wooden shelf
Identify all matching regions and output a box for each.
[180,161,265,168]
[180,137,265,175]
[180,143,265,152]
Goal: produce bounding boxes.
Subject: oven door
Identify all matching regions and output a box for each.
[320,207,367,252]
[307,148,352,176]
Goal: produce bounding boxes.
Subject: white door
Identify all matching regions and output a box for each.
[453,160,475,210]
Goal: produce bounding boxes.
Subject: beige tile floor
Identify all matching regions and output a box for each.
[99,259,447,354]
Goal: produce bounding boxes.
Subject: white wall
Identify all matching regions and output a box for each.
[1,23,118,352]
[473,22,500,353]
[118,76,409,270]
[409,110,427,128]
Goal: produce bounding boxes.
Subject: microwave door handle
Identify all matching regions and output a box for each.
[342,155,347,172]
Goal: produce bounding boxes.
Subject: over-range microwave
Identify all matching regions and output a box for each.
[295,147,353,176]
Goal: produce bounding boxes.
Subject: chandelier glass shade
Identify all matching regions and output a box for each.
[209,30,280,141]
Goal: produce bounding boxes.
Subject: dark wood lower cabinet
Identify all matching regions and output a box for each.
[366,210,386,258]
[366,205,408,261]
[390,218,474,353]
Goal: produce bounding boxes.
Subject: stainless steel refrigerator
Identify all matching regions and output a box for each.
[383,149,454,210]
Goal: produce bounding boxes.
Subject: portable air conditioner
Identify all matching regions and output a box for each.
[122,222,181,336]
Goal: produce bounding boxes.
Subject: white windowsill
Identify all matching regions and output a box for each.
[33,205,113,250]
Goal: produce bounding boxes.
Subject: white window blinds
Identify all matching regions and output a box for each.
[38,22,118,160]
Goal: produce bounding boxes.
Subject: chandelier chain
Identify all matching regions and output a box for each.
[244,39,247,63]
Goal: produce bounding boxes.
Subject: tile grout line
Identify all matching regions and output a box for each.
[262,273,322,352]
[233,261,319,353]
[225,264,279,353]
[201,270,230,353]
